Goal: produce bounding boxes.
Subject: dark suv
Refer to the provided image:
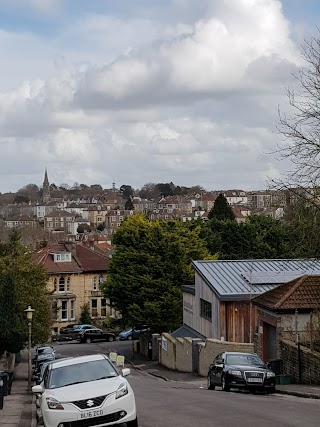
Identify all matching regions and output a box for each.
[78,328,116,343]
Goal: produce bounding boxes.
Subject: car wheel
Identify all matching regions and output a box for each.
[126,417,138,427]
[85,337,91,344]
[268,387,276,394]
[108,336,114,342]
[207,373,215,390]
[127,335,132,340]
[221,374,230,392]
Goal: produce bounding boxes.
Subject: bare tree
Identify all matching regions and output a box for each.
[275,32,320,194]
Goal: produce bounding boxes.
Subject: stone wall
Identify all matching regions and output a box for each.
[159,333,176,370]
[176,338,193,373]
[198,339,254,377]
[158,334,254,376]
[280,339,320,384]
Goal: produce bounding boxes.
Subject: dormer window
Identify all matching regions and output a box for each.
[52,252,72,262]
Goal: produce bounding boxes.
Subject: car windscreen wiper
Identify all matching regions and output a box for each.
[95,375,117,380]
[63,380,89,386]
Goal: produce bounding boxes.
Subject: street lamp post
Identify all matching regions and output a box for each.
[24,305,35,393]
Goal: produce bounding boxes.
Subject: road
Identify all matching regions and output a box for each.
[52,340,320,427]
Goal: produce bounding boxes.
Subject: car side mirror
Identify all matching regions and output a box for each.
[32,385,43,394]
[122,368,130,377]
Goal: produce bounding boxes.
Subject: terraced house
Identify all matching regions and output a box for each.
[32,241,116,334]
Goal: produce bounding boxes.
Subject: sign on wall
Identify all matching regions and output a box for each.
[162,336,167,351]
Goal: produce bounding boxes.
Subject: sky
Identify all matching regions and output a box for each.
[0,0,319,193]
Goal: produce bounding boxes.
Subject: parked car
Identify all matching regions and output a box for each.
[60,324,79,334]
[72,324,97,332]
[118,328,149,340]
[78,328,116,343]
[34,357,73,385]
[32,349,56,380]
[32,354,138,427]
[207,352,276,393]
[33,346,55,364]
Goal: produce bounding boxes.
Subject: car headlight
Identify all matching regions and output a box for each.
[46,397,64,410]
[116,382,128,399]
[267,371,275,377]
[228,370,242,376]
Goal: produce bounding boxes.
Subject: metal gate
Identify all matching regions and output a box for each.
[266,323,277,360]
[192,340,201,373]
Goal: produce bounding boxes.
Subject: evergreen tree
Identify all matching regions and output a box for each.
[203,215,292,260]
[102,214,214,332]
[125,198,134,210]
[80,303,91,324]
[208,194,235,221]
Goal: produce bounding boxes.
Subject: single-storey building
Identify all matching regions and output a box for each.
[179,259,320,346]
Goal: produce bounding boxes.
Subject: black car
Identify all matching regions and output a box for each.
[78,328,116,343]
[60,324,79,334]
[207,352,276,393]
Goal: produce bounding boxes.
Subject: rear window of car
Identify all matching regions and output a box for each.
[226,354,263,366]
[48,359,119,389]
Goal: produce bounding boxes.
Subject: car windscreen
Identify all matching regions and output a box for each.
[226,354,264,366]
[38,347,53,354]
[48,359,119,389]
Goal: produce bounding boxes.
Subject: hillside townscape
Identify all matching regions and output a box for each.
[1,1,320,426]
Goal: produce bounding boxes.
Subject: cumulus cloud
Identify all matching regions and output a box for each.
[0,0,304,191]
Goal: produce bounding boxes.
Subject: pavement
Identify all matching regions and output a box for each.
[2,349,320,427]
[1,351,36,427]
[126,352,320,398]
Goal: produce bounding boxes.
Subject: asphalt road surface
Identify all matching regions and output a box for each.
[52,341,320,427]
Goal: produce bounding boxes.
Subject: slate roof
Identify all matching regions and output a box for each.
[32,243,82,274]
[172,324,206,340]
[192,259,320,301]
[32,242,109,274]
[252,275,320,311]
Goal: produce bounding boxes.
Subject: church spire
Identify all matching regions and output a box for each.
[42,168,51,203]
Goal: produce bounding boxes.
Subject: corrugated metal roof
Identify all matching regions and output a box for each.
[192,259,320,301]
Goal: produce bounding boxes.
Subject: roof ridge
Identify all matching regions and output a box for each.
[275,276,306,309]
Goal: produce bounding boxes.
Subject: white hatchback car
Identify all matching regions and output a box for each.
[32,354,138,427]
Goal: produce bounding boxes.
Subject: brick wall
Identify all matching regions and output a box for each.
[280,339,320,384]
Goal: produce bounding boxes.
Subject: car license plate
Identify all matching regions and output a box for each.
[247,378,263,383]
[79,409,104,419]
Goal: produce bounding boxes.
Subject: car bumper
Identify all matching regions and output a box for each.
[41,391,136,427]
[227,374,275,389]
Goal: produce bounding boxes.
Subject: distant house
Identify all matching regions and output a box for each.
[44,210,75,233]
[252,275,320,361]
[147,208,178,221]
[86,205,107,228]
[69,217,91,235]
[180,259,320,346]
[105,209,134,233]
[182,210,208,222]
[32,241,117,333]
[224,190,248,205]
[5,214,37,228]
[232,206,251,223]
